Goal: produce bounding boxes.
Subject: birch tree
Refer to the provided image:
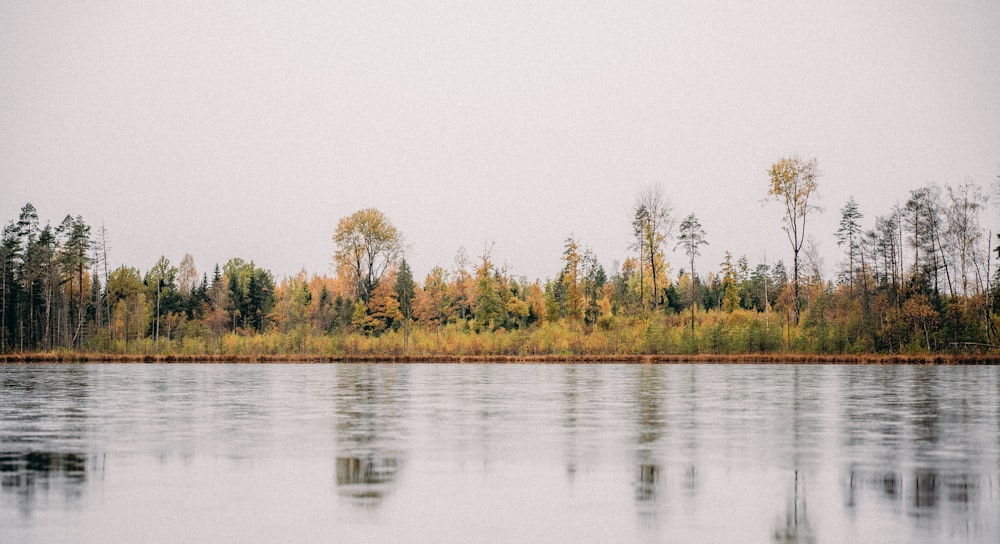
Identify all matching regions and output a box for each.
[633,184,674,312]
[766,157,820,323]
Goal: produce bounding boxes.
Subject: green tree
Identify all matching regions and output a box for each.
[473,250,502,331]
[247,267,275,332]
[107,265,146,349]
[582,250,606,326]
[766,156,820,323]
[836,197,863,289]
[720,252,740,313]
[0,222,20,351]
[544,275,566,322]
[145,256,179,342]
[904,184,950,295]
[57,215,91,346]
[223,258,274,332]
[13,204,40,349]
[29,225,60,349]
[676,213,708,331]
[350,299,377,333]
[394,258,416,354]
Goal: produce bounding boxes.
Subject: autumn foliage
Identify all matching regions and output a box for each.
[3,172,999,359]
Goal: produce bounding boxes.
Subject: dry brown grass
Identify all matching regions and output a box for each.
[1,352,997,365]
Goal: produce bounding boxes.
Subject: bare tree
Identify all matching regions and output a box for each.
[178,253,198,296]
[836,197,863,289]
[633,183,675,312]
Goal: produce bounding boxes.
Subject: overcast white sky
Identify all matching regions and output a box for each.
[3,1,999,282]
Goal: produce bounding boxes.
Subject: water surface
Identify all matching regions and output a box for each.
[1,363,997,543]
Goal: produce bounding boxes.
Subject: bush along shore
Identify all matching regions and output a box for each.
[2,320,997,365]
[1,352,997,365]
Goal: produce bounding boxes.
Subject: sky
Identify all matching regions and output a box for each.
[2,1,999,283]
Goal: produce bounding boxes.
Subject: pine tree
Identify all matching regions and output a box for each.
[474,255,501,332]
[58,215,91,346]
[676,213,708,331]
[836,197,863,289]
[394,258,416,354]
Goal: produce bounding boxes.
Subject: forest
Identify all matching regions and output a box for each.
[3,157,999,358]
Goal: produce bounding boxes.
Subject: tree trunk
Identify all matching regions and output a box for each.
[793,249,800,324]
[1,264,6,351]
[43,280,51,350]
[403,319,409,356]
[78,259,84,347]
[933,230,953,297]
[638,243,644,311]
[28,283,34,349]
[649,246,659,313]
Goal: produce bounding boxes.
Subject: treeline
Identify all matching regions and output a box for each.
[2,160,999,356]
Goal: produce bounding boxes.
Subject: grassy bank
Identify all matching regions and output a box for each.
[4,311,996,364]
[2,352,997,365]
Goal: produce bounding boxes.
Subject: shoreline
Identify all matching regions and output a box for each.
[1,352,997,365]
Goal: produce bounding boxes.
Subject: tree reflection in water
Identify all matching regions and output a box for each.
[842,467,981,519]
[635,463,660,503]
[335,456,400,505]
[774,470,815,544]
[562,365,579,484]
[333,364,408,508]
[0,451,99,517]
[632,365,666,525]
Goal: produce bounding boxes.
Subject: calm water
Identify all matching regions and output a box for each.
[1,363,998,543]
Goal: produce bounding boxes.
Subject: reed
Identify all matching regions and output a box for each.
[2,311,997,364]
[2,351,997,365]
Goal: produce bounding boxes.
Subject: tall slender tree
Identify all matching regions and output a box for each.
[633,184,674,312]
[582,249,606,326]
[145,256,178,342]
[561,235,585,321]
[836,197,863,289]
[177,253,198,296]
[766,156,820,324]
[473,245,502,331]
[13,205,39,349]
[676,213,708,331]
[394,258,416,354]
[945,182,988,297]
[58,215,91,346]
[0,222,19,351]
[631,204,648,310]
[905,185,951,295]
[95,222,112,328]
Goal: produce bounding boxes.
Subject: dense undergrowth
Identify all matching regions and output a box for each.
[51,308,995,359]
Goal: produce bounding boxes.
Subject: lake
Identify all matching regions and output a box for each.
[1,363,997,543]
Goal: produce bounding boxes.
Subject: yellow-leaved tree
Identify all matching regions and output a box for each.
[767,157,820,324]
[333,208,403,305]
